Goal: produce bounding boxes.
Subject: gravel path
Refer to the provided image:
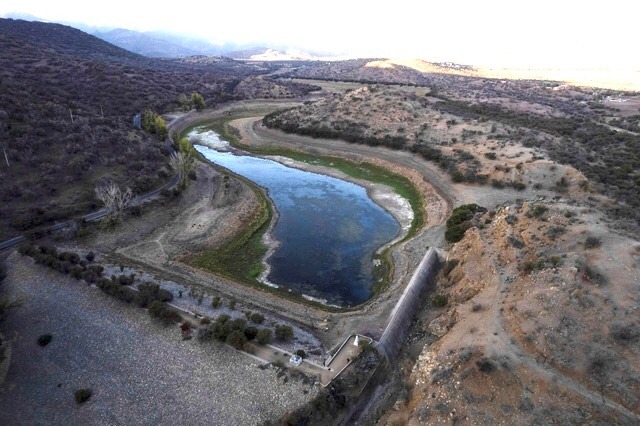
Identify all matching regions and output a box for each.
[0,253,316,426]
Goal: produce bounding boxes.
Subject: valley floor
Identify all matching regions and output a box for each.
[0,253,315,425]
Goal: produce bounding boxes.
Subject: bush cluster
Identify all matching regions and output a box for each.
[18,244,175,307]
[445,204,486,243]
[198,314,281,348]
[148,300,181,325]
[19,245,104,283]
[433,98,640,227]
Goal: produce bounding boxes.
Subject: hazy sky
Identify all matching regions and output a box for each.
[1,0,638,68]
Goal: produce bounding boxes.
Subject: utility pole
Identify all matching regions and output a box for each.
[3,149,8,167]
[69,108,74,124]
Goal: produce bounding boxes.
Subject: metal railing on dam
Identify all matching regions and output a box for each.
[377,247,440,359]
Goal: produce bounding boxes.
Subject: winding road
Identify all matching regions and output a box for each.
[0,174,180,252]
[0,114,185,252]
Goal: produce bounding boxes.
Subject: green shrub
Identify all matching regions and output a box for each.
[432,294,448,307]
[511,181,526,191]
[584,236,602,249]
[58,251,80,264]
[148,301,180,325]
[531,204,548,218]
[521,259,545,274]
[476,358,496,373]
[226,330,247,349]
[609,322,639,343]
[250,313,265,324]
[37,334,53,346]
[491,179,505,189]
[484,152,497,160]
[17,244,38,256]
[275,324,294,342]
[256,328,273,345]
[244,326,258,341]
[70,265,84,280]
[576,260,607,286]
[117,274,135,286]
[74,388,92,404]
[295,349,306,359]
[211,296,221,308]
[81,270,98,283]
[445,204,485,243]
[135,282,173,307]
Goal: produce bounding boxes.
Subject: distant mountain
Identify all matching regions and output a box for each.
[228,47,333,61]
[95,28,200,58]
[248,49,318,61]
[3,12,44,22]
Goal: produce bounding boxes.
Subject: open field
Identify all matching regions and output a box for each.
[0,253,316,425]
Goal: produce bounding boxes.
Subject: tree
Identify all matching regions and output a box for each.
[95,181,133,222]
[178,93,190,111]
[141,110,156,133]
[250,312,265,324]
[226,330,247,349]
[275,324,294,342]
[169,137,195,189]
[191,92,206,110]
[141,110,168,141]
[244,326,258,340]
[169,151,193,189]
[154,115,168,141]
[256,328,273,345]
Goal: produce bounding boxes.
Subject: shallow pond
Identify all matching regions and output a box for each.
[191,129,400,306]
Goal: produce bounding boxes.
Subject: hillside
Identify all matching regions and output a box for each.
[382,200,640,424]
[285,58,640,91]
[264,82,640,233]
[0,19,314,238]
[95,28,199,58]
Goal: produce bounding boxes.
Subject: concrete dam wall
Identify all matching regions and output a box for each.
[377,247,440,359]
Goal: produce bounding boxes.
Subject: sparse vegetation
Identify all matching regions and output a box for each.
[432,294,448,307]
[531,204,548,218]
[442,259,459,276]
[584,236,602,249]
[37,334,53,347]
[74,388,93,404]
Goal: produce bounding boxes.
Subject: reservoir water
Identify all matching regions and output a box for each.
[191,129,400,306]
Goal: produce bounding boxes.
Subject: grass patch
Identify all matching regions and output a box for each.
[190,177,271,284]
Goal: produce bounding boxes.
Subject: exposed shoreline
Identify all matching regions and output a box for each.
[190,127,416,301]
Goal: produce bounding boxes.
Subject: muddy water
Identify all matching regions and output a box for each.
[191,130,400,306]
